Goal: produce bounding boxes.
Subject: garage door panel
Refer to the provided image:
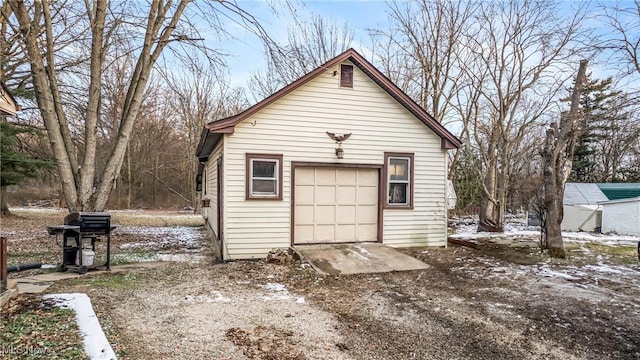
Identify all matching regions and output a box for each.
[296,168,315,185]
[336,169,356,185]
[316,225,335,242]
[315,205,335,224]
[316,168,336,185]
[316,185,336,204]
[357,186,379,205]
[295,225,314,242]
[358,169,379,186]
[295,205,315,225]
[337,186,356,204]
[295,185,315,204]
[357,224,378,241]
[294,167,379,244]
[336,225,356,241]
[337,205,356,224]
[357,205,378,224]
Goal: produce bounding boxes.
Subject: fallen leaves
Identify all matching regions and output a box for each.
[225,325,305,360]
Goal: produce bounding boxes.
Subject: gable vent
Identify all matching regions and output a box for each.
[340,64,353,88]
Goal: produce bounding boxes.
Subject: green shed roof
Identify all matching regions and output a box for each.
[597,183,640,201]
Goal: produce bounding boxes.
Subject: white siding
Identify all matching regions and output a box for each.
[561,205,602,232]
[601,200,640,236]
[223,60,448,259]
[203,140,223,238]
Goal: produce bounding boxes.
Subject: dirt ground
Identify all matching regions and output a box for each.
[3,209,640,359]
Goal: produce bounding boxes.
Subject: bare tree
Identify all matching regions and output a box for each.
[541,60,588,258]
[370,0,478,124]
[7,0,271,212]
[164,57,248,210]
[601,0,640,77]
[462,0,590,232]
[249,13,354,99]
[369,0,479,181]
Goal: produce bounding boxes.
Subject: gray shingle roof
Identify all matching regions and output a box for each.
[564,183,609,205]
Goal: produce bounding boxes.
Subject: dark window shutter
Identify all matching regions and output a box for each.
[340,64,353,88]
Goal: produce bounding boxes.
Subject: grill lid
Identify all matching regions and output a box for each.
[64,212,112,234]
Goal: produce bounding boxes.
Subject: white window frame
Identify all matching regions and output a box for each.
[246,154,283,200]
[385,153,413,208]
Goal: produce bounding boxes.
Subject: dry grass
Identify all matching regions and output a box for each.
[0,208,204,268]
[2,207,203,227]
[109,210,203,227]
[0,294,87,360]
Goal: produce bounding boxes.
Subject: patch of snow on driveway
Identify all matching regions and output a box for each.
[260,282,305,303]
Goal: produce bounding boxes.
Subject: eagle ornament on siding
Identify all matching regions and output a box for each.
[326,132,351,159]
[326,132,351,143]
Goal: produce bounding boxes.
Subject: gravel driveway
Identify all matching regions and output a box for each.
[104,262,349,360]
[52,242,640,360]
[7,209,638,359]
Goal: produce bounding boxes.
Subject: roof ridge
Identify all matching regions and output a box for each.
[197,49,461,158]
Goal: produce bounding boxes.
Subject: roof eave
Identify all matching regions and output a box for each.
[348,54,461,150]
[195,129,223,160]
[203,53,351,131]
[203,48,462,150]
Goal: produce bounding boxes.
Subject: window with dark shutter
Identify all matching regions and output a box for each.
[340,64,353,88]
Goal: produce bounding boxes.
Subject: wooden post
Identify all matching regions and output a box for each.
[1,237,7,292]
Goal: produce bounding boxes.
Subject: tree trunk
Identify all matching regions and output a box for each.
[94,0,190,211]
[543,59,588,258]
[478,159,501,232]
[127,145,132,209]
[9,0,192,213]
[0,187,10,216]
[543,138,566,257]
[78,0,107,210]
[9,0,79,211]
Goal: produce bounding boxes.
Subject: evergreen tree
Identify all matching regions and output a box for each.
[453,147,483,213]
[0,122,52,214]
[569,77,623,182]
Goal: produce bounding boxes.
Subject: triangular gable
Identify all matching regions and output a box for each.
[197,49,461,158]
[0,82,20,116]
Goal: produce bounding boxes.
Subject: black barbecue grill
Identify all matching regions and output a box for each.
[47,212,115,274]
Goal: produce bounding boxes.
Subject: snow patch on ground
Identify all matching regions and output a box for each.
[117,226,202,249]
[9,207,66,214]
[43,293,117,360]
[535,266,581,281]
[260,283,305,303]
[110,252,206,264]
[450,215,639,246]
[583,263,627,274]
[184,291,231,303]
[154,253,207,262]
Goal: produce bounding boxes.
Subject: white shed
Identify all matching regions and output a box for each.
[195,49,461,260]
[561,183,607,232]
[599,196,640,236]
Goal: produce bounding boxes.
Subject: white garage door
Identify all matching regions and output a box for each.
[294,167,379,244]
